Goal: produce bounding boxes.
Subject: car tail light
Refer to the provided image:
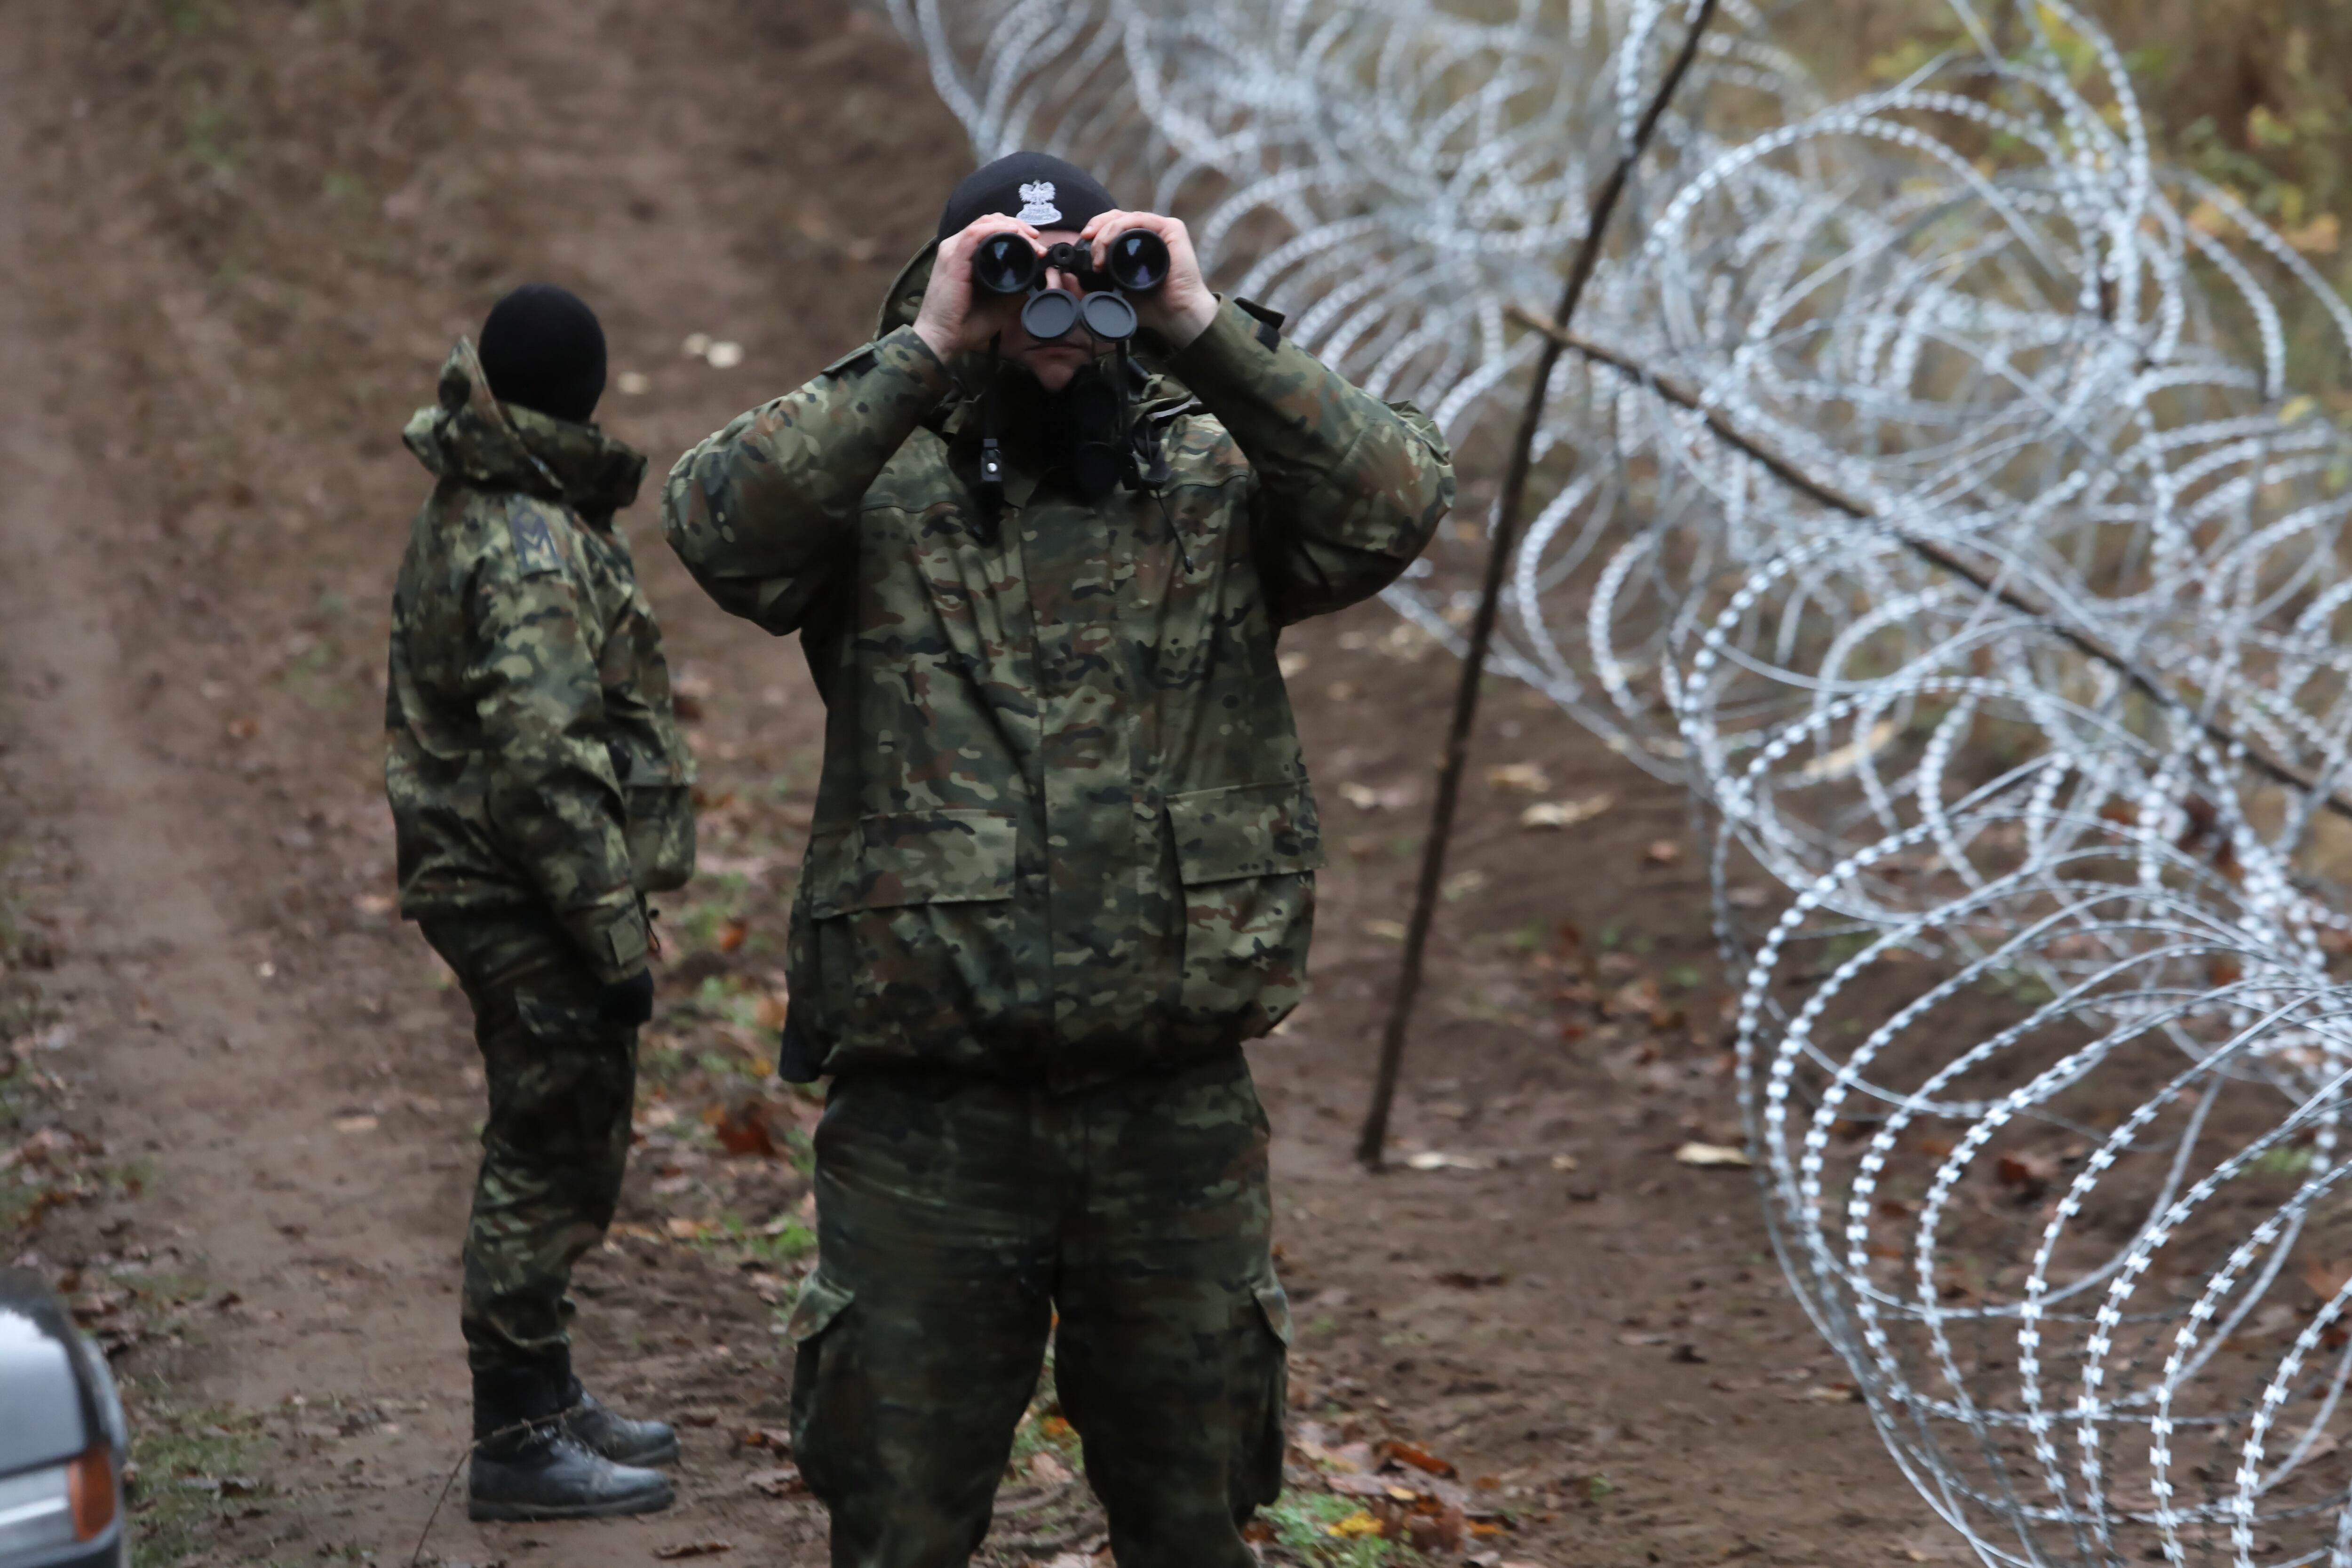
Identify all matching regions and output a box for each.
[67,1446,115,1540]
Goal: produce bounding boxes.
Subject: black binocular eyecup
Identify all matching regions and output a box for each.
[971,229,1170,297]
[969,230,1171,343]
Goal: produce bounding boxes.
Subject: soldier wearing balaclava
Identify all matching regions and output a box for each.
[663,153,1455,1563]
[387,284,695,1521]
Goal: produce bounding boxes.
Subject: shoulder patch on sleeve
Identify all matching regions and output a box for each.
[1234,297,1285,350]
[507,501,567,579]
[821,343,880,379]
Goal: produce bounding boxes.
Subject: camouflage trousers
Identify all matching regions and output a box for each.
[419,908,638,1378]
[786,1051,1290,1568]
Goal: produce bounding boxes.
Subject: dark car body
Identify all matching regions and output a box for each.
[0,1270,127,1568]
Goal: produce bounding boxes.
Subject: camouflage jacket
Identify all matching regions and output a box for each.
[664,249,1453,1083]
[386,342,696,985]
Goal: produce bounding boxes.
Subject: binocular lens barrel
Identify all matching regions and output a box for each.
[973,233,1039,295]
[1104,231,1170,292]
[967,229,1170,297]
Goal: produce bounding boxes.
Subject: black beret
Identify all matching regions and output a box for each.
[937,151,1117,241]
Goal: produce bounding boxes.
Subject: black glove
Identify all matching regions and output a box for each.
[778,1006,826,1083]
[597,969,655,1027]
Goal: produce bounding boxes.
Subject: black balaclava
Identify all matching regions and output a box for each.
[937,151,1116,240]
[478,284,607,425]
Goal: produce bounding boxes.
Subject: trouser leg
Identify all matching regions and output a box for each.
[792,1072,1057,1568]
[1052,1053,1288,1568]
[422,913,638,1378]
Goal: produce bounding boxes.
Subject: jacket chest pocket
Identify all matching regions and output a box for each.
[796,809,1020,1055]
[1167,781,1324,1037]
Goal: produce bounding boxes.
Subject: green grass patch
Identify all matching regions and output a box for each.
[125,1392,272,1568]
[1261,1491,1423,1566]
[2255,1145,2319,1176]
[691,1210,816,1269]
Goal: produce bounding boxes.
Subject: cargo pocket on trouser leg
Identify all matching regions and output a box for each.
[1234,1277,1293,1518]
[786,1271,858,1505]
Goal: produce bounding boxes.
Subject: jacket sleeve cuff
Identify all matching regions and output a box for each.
[859,325,954,404]
[1163,297,1284,414]
[556,894,651,986]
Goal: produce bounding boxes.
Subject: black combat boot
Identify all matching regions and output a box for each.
[468,1365,674,1521]
[561,1378,681,1467]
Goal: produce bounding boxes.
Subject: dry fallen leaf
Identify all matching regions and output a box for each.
[1375,1438,1458,1478]
[2285,213,2342,255]
[1364,919,1408,942]
[1485,762,1551,794]
[718,917,749,954]
[1644,838,1683,866]
[1340,780,1417,812]
[1549,1153,1581,1171]
[711,1101,782,1159]
[653,1543,732,1560]
[332,1114,377,1134]
[1792,718,1899,785]
[1603,976,1661,1021]
[1028,1450,1073,1485]
[1673,1141,1751,1169]
[1995,1151,2060,1196]
[1519,794,1613,830]
[1793,1383,1863,1404]
[1433,1271,1506,1290]
[1441,869,1489,902]
[2305,1258,2352,1301]
[747,1462,809,1496]
[1405,1150,1491,1171]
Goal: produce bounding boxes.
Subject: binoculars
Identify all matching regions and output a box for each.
[970,230,1172,342]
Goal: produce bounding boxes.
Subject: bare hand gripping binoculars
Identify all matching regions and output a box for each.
[971,231,1172,342]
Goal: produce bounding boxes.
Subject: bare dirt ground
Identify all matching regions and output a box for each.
[0,2,1948,1563]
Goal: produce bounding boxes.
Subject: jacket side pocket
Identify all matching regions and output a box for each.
[800,811,1020,1057]
[1167,780,1324,1039]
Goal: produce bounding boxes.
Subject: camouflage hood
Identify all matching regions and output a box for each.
[403,340,647,523]
[875,242,938,341]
